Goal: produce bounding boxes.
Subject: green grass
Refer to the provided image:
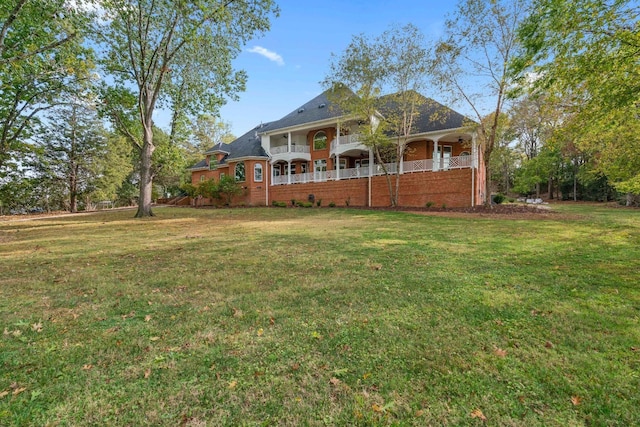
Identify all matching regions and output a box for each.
[0,204,639,426]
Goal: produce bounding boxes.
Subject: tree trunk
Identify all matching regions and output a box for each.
[547,178,552,200]
[69,176,77,213]
[135,123,155,217]
[484,155,491,207]
[374,146,396,207]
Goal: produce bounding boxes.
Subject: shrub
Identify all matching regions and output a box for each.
[492,194,506,204]
[272,200,287,208]
[345,196,351,207]
[328,202,336,207]
[441,203,447,209]
[425,201,434,208]
[507,197,515,203]
[291,199,296,207]
[316,199,322,207]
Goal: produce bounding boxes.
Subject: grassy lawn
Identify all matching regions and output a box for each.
[1,204,639,426]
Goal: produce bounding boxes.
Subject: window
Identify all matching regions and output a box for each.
[300,163,308,174]
[273,164,281,177]
[313,131,327,150]
[355,159,370,168]
[234,161,245,182]
[314,159,327,172]
[460,151,470,157]
[284,163,296,175]
[254,163,263,182]
[220,172,225,179]
[200,174,205,182]
[335,158,347,170]
[314,159,327,180]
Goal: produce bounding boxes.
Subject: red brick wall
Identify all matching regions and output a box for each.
[269,169,474,208]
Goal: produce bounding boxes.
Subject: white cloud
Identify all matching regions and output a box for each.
[247,46,285,66]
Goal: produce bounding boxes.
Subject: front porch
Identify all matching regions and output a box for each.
[271,154,473,186]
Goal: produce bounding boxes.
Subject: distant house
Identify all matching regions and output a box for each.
[189,89,485,207]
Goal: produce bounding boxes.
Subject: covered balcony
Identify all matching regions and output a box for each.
[330,133,365,156]
[269,132,311,163]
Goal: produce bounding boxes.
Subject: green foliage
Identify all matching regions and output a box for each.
[94,0,279,216]
[196,178,219,200]
[425,201,434,208]
[34,102,107,212]
[513,0,640,198]
[217,174,243,206]
[323,24,429,206]
[272,200,287,208]
[432,0,528,206]
[492,193,506,204]
[328,201,336,207]
[0,0,92,172]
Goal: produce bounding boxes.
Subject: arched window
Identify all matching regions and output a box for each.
[313,131,327,150]
[254,163,263,182]
[234,161,245,182]
[460,151,471,157]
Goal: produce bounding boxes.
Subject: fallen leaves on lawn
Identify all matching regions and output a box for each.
[571,395,581,406]
[144,315,152,322]
[12,387,26,396]
[82,364,93,371]
[32,322,43,332]
[144,368,151,379]
[471,408,487,421]
[329,377,341,386]
[493,347,507,357]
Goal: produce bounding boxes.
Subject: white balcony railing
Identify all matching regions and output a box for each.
[271,155,472,185]
[270,145,311,155]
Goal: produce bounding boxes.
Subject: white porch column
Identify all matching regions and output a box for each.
[336,153,340,180]
[368,149,374,207]
[287,132,291,153]
[287,161,291,184]
[471,134,478,168]
[433,138,440,172]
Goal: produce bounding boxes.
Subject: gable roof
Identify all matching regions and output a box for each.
[189,126,269,170]
[190,88,472,169]
[377,91,471,134]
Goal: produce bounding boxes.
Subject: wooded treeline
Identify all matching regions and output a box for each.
[1,0,637,214]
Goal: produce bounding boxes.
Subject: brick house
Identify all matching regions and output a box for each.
[189,90,485,207]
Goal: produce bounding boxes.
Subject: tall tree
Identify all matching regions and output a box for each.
[0,0,91,172]
[514,0,640,196]
[431,0,527,206]
[35,101,107,212]
[323,24,429,207]
[94,0,278,217]
[191,115,235,154]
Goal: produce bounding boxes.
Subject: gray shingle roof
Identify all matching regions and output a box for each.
[377,91,471,134]
[189,89,472,169]
[263,90,346,132]
[190,126,269,169]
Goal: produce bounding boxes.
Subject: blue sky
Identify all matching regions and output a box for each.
[213,0,459,137]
